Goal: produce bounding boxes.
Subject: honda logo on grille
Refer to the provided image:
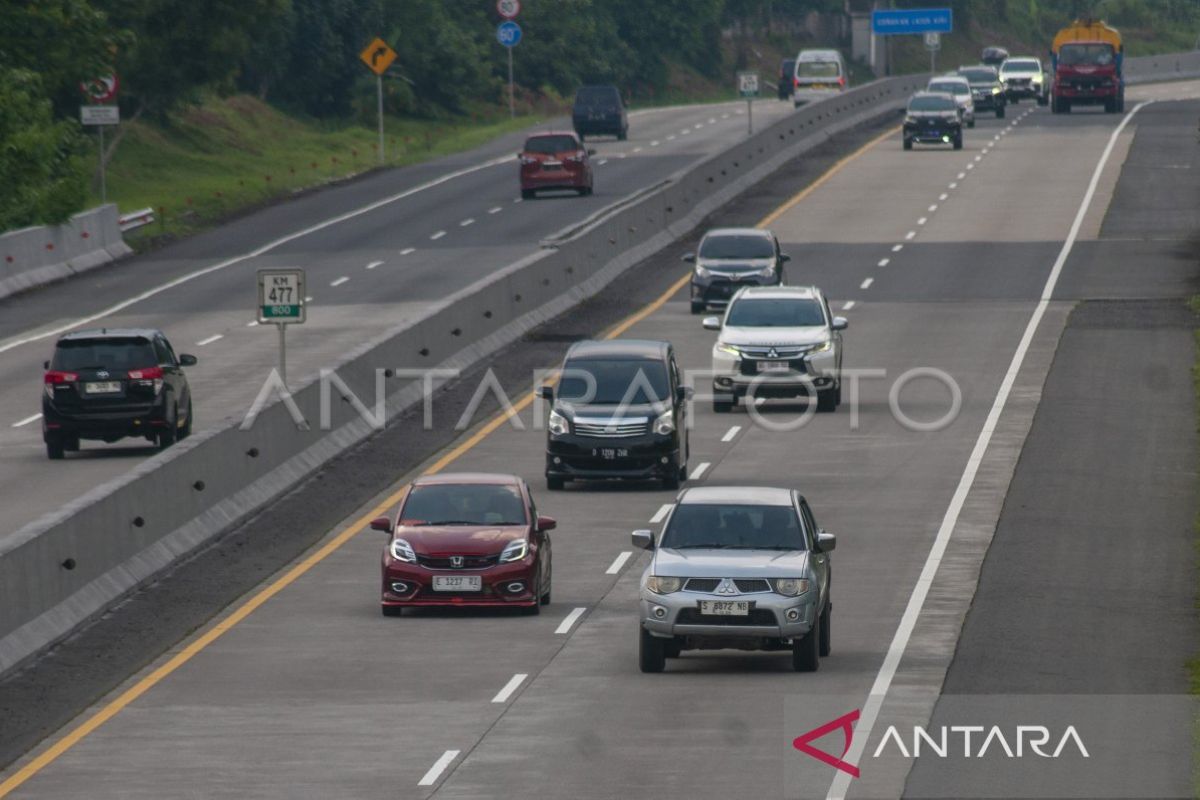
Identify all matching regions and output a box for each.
[450,556,464,568]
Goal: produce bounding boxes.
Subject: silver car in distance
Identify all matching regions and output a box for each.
[633,485,835,673]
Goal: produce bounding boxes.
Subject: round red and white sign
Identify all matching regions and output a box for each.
[497,0,520,19]
[80,74,119,103]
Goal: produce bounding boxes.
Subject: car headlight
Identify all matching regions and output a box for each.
[694,265,712,280]
[771,577,811,596]
[807,339,833,355]
[991,86,1001,94]
[716,342,741,356]
[548,409,569,436]
[754,265,776,278]
[499,539,528,563]
[1032,74,1043,84]
[653,410,675,435]
[904,115,916,125]
[646,576,683,594]
[389,538,416,563]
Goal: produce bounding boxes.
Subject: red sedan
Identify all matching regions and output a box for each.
[519,131,594,199]
[373,473,555,616]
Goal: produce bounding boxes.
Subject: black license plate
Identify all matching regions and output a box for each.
[593,448,629,460]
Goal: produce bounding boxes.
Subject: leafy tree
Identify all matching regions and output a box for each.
[0,70,90,229]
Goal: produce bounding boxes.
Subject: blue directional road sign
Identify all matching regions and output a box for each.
[497,21,522,48]
[871,8,952,35]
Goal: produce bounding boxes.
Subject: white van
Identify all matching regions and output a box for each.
[792,49,847,107]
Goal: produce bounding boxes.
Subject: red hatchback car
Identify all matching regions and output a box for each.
[519,131,594,199]
[373,473,555,616]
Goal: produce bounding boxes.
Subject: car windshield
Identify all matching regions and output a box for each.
[575,87,618,109]
[660,503,806,550]
[797,61,839,78]
[699,235,775,260]
[929,81,968,96]
[1002,59,1039,73]
[559,358,670,405]
[726,298,825,328]
[399,483,526,526]
[959,68,997,84]
[52,338,157,371]
[1059,44,1115,66]
[524,135,578,154]
[909,95,957,112]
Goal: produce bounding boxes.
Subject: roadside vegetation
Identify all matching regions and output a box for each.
[2,0,1198,240]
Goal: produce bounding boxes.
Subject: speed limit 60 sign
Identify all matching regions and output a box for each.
[258,269,306,323]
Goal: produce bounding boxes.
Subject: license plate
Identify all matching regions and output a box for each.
[757,361,791,373]
[432,575,481,592]
[594,447,629,460]
[85,381,121,394]
[700,600,750,616]
[543,160,563,168]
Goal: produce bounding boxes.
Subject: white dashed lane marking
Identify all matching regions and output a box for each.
[555,607,587,635]
[12,413,41,428]
[430,230,446,240]
[721,425,741,442]
[418,751,460,787]
[650,504,673,523]
[690,462,711,480]
[366,260,383,270]
[842,300,856,311]
[330,277,349,287]
[491,674,528,704]
[878,258,890,268]
[860,278,874,290]
[196,334,223,346]
[605,551,633,575]
[400,247,416,255]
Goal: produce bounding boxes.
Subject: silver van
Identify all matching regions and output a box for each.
[792,49,847,107]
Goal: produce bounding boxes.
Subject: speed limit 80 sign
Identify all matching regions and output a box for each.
[257,269,306,323]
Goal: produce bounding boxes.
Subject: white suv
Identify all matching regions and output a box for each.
[928,75,975,127]
[703,285,846,413]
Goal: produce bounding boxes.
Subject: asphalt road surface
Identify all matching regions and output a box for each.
[1,82,1197,800]
[0,98,796,537]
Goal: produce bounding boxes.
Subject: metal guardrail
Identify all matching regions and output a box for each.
[118,207,156,232]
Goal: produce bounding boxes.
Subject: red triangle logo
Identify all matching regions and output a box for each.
[792,709,861,778]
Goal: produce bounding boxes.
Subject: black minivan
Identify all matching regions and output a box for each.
[572,85,628,141]
[541,340,690,490]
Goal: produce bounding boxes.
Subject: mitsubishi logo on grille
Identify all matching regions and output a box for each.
[768,348,778,359]
[716,578,738,595]
[450,556,464,568]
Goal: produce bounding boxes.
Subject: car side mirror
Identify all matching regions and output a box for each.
[587,148,597,156]
[702,316,722,331]
[831,316,848,331]
[632,529,654,550]
[816,531,837,552]
[178,354,198,367]
[539,385,554,401]
[371,517,393,533]
[681,253,696,263]
[675,386,693,403]
[780,253,792,263]
[537,515,557,532]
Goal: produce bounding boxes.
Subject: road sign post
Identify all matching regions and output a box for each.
[80,105,119,203]
[359,37,397,164]
[257,269,306,388]
[497,21,522,118]
[925,32,941,73]
[738,72,760,135]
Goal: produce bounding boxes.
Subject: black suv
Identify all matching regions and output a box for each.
[42,328,197,459]
[957,65,1007,117]
[572,85,628,141]
[541,340,690,490]
[903,92,964,150]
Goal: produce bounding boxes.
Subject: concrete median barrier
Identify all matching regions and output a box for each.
[0,57,1185,676]
[0,205,132,301]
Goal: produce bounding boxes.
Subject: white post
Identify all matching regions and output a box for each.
[278,323,287,390]
[98,125,107,203]
[507,47,515,118]
[747,97,753,136]
[376,74,385,164]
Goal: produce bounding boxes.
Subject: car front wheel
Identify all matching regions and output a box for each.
[639,626,666,673]
[792,616,820,672]
[819,601,832,657]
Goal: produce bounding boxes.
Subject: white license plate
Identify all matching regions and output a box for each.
[699,600,750,616]
[757,361,791,373]
[432,575,481,592]
[85,381,121,394]
[543,160,563,167]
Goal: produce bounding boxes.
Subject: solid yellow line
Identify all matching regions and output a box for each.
[0,118,891,798]
[757,125,899,229]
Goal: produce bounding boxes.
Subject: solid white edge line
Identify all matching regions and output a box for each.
[491,673,528,703]
[0,154,514,357]
[12,413,42,428]
[418,750,460,787]
[859,278,874,290]
[824,101,1148,800]
[605,551,633,575]
[690,462,711,480]
[721,425,741,442]
[555,607,587,635]
[649,503,673,523]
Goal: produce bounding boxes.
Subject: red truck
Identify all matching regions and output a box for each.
[1050,19,1124,114]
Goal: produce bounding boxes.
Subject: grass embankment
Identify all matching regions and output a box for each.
[90,96,543,244]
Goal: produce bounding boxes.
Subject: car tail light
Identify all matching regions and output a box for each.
[794,77,801,87]
[44,370,77,399]
[127,366,163,380]
[838,76,846,88]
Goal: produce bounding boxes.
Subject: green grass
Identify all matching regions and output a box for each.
[90,96,543,243]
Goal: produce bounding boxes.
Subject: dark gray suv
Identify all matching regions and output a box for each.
[683,228,789,314]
